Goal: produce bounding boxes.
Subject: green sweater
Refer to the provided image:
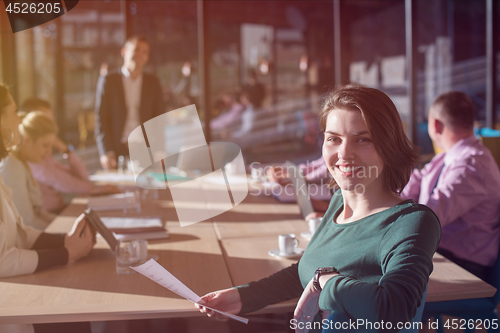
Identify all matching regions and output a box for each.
[237,194,441,327]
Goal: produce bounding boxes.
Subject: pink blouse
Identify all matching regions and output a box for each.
[29,153,92,212]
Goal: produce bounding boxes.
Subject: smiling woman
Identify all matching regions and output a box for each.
[0,111,58,230]
[319,85,419,195]
[196,85,441,333]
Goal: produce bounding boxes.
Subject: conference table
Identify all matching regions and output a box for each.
[0,176,496,325]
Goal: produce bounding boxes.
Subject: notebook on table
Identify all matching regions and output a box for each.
[84,209,169,252]
[84,208,118,251]
[100,217,169,241]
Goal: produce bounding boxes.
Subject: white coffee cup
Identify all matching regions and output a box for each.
[308,217,322,235]
[278,234,299,256]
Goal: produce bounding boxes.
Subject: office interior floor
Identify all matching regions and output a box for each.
[78,310,497,333]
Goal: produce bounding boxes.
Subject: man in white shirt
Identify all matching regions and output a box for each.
[95,36,164,169]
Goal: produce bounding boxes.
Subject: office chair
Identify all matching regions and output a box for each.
[423,245,500,333]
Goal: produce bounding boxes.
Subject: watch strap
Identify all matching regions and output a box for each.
[313,267,338,292]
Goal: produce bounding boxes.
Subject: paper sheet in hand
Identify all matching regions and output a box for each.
[131,259,249,324]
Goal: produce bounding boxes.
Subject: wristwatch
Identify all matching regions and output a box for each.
[313,267,338,292]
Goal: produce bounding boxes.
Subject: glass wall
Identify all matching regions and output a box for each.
[345,0,408,122]
[206,1,333,164]
[2,0,124,145]
[1,0,499,164]
[60,0,125,144]
[127,1,198,112]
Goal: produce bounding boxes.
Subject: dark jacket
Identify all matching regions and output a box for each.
[94,69,164,157]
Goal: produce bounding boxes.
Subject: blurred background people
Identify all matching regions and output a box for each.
[0,84,95,333]
[210,91,244,133]
[94,35,164,170]
[266,156,328,185]
[232,90,255,139]
[0,112,58,230]
[243,70,266,109]
[402,91,500,280]
[21,98,118,213]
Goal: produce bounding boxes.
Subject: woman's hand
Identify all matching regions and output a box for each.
[195,288,242,320]
[64,214,96,264]
[294,279,321,333]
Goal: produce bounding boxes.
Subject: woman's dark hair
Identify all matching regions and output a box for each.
[0,84,11,161]
[319,85,419,194]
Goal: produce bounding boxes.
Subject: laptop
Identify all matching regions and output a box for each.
[284,161,315,219]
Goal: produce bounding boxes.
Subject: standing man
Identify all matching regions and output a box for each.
[95,35,164,169]
[402,91,500,280]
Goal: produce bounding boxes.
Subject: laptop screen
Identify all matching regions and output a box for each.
[285,161,314,219]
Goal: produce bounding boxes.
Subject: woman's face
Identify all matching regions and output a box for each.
[322,108,384,194]
[21,133,56,163]
[1,94,21,148]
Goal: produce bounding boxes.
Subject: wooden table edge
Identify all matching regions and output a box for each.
[0,307,212,325]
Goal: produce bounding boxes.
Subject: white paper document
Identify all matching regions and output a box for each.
[131,259,249,324]
[88,192,140,212]
[101,217,163,230]
[89,173,136,183]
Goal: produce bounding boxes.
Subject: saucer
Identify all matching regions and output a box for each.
[300,231,313,239]
[268,248,304,259]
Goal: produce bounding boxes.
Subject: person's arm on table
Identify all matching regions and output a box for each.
[31,155,118,196]
[36,154,90,192]
[31,232,68,272]
[0,214,95,278]
[33,214,95,269]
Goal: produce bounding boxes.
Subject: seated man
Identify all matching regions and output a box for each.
[402,91,500,280]
[211,92,244,132]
